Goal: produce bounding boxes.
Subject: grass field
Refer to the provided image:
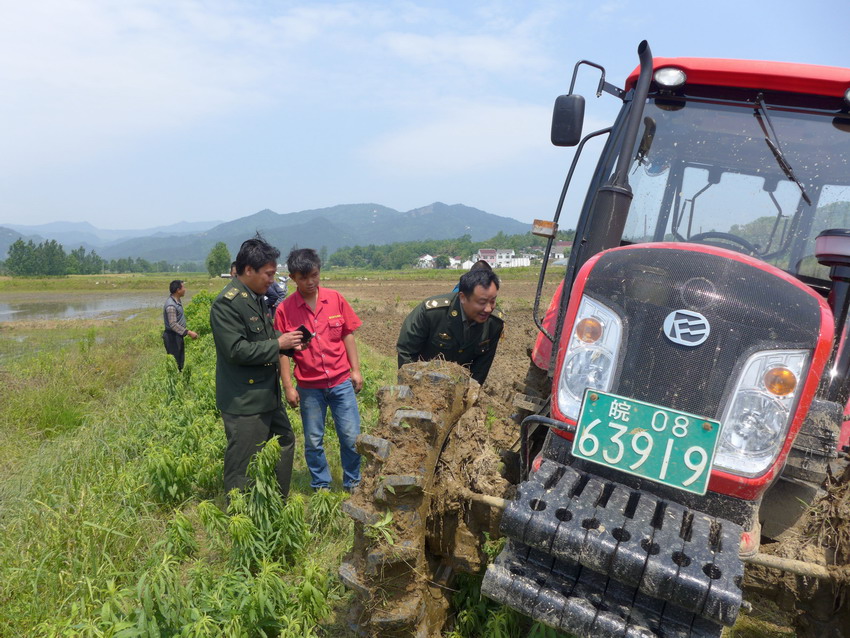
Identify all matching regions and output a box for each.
[0,265,559,292]
[0,286,392,636]
[0,274,539,637]
[0,273,214,293]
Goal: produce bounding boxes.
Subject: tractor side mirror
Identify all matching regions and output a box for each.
[551,94,585,147]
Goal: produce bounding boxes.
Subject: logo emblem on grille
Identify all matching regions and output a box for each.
[663,309,710,346]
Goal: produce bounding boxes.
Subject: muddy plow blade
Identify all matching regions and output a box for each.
[481,459,744,638]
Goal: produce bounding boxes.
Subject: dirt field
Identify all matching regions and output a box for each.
[325,275,558,394]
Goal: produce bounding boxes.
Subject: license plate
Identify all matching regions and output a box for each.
[572,390,721,495]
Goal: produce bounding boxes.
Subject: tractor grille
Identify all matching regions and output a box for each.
[583,247,823,419]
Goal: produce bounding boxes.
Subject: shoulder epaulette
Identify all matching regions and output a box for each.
[223,288,239,301]
[491,308,506,321]
[424,296,452,310]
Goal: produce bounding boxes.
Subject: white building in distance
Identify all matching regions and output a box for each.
[474,248,531,268]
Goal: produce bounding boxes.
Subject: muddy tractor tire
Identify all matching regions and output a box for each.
[511,355,550,417]
[338,361,484,637]
[510,357,553,480]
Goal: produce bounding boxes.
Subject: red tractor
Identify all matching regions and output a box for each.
[341,41,850,637]
[483,41,850,637]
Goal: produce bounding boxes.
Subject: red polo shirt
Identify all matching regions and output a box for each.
[273,287,362,389]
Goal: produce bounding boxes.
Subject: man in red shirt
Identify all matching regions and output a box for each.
[274,248,363,492]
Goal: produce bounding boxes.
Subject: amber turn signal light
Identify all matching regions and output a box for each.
[763,367,797,396]
[575,317,603,343]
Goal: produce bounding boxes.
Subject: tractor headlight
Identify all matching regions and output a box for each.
[714,350,809,477]
[557,296,622,420]
[654,67,687,88]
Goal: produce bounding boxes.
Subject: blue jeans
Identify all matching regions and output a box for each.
[298,381,362,489]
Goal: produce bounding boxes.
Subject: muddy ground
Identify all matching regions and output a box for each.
[325,273,850,637]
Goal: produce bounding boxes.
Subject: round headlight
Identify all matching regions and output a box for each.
[845,87,850,106]
[563,349,613,400]
[654,67,687,88]
[719,390,787,457]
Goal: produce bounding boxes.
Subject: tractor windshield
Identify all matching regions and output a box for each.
[621,95,850,283]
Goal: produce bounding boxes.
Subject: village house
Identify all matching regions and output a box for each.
[552,240,573,260]
[416,254,435,269]
[473,248,531,268]
[475,248,497,267]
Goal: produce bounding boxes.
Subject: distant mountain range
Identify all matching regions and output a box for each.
[1,219,222,255]
[0,203,528,263]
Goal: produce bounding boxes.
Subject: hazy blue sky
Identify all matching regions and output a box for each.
[2,0,848,230]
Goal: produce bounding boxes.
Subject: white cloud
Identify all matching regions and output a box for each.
[360,101,551,175]
[0,1,566,176]
[381,32,545,74]
[0,1,283,172]
[590,2,629,21]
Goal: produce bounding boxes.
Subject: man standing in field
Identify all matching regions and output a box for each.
[162,279,198,371]
[210,237,304,498]
[397,268,505,385]
[274,248,363,493]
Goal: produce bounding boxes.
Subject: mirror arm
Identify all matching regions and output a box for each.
[569,60,624,98]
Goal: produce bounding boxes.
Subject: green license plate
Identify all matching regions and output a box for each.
[572,390,721,496]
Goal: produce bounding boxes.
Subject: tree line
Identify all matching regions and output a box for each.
[327,230,575,269]
[0,238,194,276]
[2,229,576,277]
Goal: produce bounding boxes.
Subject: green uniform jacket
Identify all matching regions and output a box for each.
[210,278,283,414]
[396,292,505,385]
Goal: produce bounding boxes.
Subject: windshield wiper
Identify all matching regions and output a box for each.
[754,93,812,205]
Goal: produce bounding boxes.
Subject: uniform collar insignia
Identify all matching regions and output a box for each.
[425,296,451,310]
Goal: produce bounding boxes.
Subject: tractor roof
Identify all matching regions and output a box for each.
[626,57,850,98]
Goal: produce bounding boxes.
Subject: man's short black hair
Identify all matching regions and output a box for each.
[234,234,280,276]
[169,280,183,294]
[287,248,322,276]
[458,269,499,297]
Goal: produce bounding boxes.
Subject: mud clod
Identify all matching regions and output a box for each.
[356,434,392,461]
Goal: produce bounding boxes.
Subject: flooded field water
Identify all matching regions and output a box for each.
[0,291,170,364]
[0,292,167,323]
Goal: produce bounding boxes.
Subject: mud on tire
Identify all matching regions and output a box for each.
[339,361,481,637]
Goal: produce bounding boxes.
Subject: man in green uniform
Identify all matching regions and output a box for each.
[397,268,505,385]
[210,236,304,498]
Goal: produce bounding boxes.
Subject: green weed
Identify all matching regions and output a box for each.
[297,561,332,622]
[163,510,198,558]
[309,488,347,534]
[364,511,396,546]
[482,531,506,562]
